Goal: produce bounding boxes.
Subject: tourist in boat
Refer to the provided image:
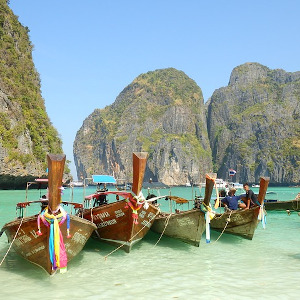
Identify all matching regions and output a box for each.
[214,189,227,207]
[96,182,108,192]
[93,183,108,206]
[243,183,259,209]
[219,189,227,197]
[146,192,158,205]
[221,188,246,210]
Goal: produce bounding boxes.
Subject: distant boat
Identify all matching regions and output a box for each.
[201,179,243,191]
[200,178,227,189]
[0,154,96,275]
[228,182,243,190]
[215,178,228,189]
[264,192,300,211]
[143,181,169,190]
[115,181,132,191]
[70,181,84,187]
[185,181,191,187]
[252,184,260,188]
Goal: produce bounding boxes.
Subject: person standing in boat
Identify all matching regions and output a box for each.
[221,188,246,210]
[94,183,108,206]
[243,183,259,209]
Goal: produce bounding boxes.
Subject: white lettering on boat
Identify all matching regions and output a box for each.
[147,212,155,220]
[66,248,75,256]
[177,217,195,227]
[65,243,76,256]
[14,234,32,246]
[72,232,89,245]
[30,230,39,239]
[18,229,26,236]
[139,210,146,218]
[115,209,125,218]
[230,214,244,222]
[25,245,45,257]
[93,211,110,221]
[141,220,151,228]
[97,219,117,228]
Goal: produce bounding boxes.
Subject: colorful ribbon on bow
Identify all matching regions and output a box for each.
[258,204,267,229]
[200,203,215,243]
[37,205,71,270]
[125,199,143,224]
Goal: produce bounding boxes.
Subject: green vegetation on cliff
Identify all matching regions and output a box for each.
[0,0,63,171]
[208,62,300,184]
[74,68,212,184]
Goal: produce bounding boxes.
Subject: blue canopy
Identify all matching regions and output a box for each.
[92,175,116,184]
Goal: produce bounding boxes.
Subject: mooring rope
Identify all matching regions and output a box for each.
[211,210,233,243]
[213,214,226,220]
[104,208,160,260]
[152,213,173,247]
[0,216,24,267]
[90,206,94,223]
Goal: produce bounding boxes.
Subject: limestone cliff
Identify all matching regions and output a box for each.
[0,1,63,188]
[74,68,212,185]
[207,62,300,184]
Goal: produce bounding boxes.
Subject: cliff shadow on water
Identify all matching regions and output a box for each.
[0,174,37,190]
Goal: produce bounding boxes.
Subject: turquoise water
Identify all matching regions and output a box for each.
[0,186,300,299]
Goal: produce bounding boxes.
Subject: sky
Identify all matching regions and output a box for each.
[8,0,300,179]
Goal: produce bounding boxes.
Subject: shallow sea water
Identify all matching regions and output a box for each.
[0,186,300,299]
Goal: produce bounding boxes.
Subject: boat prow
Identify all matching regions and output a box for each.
[2,214,96,275]
[1,154,96,275]
[209,206,261,240]
[210,176,270,240]
[82,152,159,253]
[151,173,217,246]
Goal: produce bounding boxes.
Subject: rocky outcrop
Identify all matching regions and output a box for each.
[207,63,300,184]
[74,63,300,185]
[74,68,212,185]
[0,1,63,188]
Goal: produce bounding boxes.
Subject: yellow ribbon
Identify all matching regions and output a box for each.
[214,183,220,209]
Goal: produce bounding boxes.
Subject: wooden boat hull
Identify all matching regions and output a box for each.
[210,206,260,240]
[82,200,159,252]
[264,199,300,211]
[1,215,96,275]
[151,209,205,246]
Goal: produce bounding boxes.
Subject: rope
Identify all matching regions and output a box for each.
[90,207,94,223]
[152,213,173,247]
[211,210,233,243]
[214,182,220,209]
[104,208,160,260]
[213,209,229,219]
[0,216,24,267]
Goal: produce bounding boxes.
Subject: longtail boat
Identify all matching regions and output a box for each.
[0,154,96,275]
[210,177,270,240]
[150,173,216,246]
[82,152,159,253]
[264,192,300,212]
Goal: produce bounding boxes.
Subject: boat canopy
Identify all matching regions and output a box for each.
[92,175,116,184]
